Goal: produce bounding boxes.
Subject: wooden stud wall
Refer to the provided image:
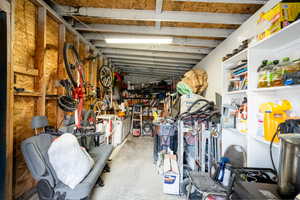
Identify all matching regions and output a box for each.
[12,0,38,197]
[3,1,14,200]
[9,0,101,198]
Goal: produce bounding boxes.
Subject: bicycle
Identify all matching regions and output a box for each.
[56,43,94,148]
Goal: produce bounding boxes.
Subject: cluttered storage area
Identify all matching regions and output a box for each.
[2,0,300,199]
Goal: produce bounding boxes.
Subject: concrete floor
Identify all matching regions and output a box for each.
[91,136,183,200]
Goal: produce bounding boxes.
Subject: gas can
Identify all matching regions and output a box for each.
[259,100,292,143]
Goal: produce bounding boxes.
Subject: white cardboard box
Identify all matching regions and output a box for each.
[163,154,180,195]
[180,94,205,114]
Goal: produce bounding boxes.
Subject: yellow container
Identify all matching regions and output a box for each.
[259,2,300,24]
[257,3,300,40]
[259,100,292,143]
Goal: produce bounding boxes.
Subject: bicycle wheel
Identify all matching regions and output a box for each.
[181,178,202,200]
[98,65,113,88]
[93,100,105,117]
[63,43,81,88]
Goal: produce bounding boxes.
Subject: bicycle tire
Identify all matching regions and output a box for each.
[181,178,202,200]
[98,65,113,88]
[63,43,81,88]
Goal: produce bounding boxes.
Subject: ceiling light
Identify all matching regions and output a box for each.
[105,38,173,44]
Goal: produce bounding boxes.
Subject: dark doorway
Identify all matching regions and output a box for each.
[0,10,8,200]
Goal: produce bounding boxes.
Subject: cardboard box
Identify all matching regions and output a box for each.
[180,94,205,114]
[257,22,282,40]
[259,3,300,25]
[257,2,300,40]
[163,154,180,195]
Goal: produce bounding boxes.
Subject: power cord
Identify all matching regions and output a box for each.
[270,126,280,175]
[270,119,300,175]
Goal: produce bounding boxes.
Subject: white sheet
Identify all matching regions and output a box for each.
[48,133,94,189]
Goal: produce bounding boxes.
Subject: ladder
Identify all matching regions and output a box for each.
[131,105,143,137]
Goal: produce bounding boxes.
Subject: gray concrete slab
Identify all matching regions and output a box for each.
[91,136,183,200]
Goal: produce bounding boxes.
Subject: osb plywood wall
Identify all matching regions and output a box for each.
[12,0,100,198]
[13,0,37,197]
[14,0,36,92]
[45,16,59,127]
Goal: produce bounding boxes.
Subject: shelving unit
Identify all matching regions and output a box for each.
[226,90,247,95]
[223,48,248,70]
[250,84,300,93]
[222,20,300,170]
[14,92,42,97]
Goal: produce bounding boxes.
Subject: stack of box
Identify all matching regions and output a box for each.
[257,2,300,40]
[163,154,180,195]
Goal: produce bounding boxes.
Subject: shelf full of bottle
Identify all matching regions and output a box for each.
[255,57,300,91]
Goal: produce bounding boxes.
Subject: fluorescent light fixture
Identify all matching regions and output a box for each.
[105,38,173,44]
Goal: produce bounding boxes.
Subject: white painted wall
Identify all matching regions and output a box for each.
[194,0,281,101]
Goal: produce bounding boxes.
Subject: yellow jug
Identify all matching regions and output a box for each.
[259,100,292,143]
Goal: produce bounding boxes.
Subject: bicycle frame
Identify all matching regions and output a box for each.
[73,63,85,129]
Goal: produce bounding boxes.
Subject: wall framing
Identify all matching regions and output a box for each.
[5,0,104,199]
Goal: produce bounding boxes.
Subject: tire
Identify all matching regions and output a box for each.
[183,164,192,179]
[181,178,202,200]
[63,43,81,88]
[98,65,113,88]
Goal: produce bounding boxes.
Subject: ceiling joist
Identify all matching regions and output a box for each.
[96,42,211,54]
[122,70,182,75]
[84,33,221,47]
[58,6,251,25]
[155,0,163,29]
[101,48,204,59]
[112,59,192,68]
[119,69,185,75]
[117,70,187,76]
[172,0,267,4]
[76,24,234,38]
[105,55,200,64]
[114,63,190,71]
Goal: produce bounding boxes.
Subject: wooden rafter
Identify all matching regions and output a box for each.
[58,6,251,25]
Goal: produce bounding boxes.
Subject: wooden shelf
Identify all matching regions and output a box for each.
[46,94,59,100]
[223,128,247,136]
[223,48,248,69]
[14,92,42,97]
[14,66,39,76]
[251,19,300,50]
[226,90,247,95]
[252,136,280,148]
[124,97,152,100]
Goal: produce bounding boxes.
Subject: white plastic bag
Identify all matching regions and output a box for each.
[48,133,94,189]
